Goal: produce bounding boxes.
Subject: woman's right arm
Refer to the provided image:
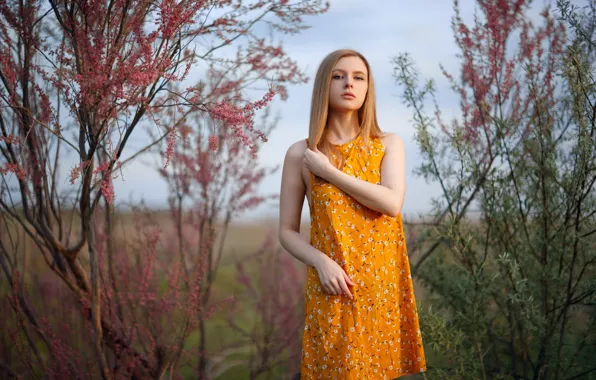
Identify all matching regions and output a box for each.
[278,141,326,268]
[278,141,355,298]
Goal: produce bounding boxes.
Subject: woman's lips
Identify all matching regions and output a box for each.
[341,94,355,99]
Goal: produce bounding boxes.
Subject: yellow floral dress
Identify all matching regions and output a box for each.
[301,134,427,379]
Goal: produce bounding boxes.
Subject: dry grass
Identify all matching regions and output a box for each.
[1,210,431,379]
[1,209,429,303]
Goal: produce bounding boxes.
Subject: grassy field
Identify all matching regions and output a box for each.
[1,211,430,379]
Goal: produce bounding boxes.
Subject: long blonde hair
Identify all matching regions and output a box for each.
[308,49,383,168]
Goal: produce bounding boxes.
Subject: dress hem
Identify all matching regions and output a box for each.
[392,367,427,379]
[299,367,427,380]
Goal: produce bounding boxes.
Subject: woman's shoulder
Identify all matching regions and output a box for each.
[377,132,404,151]
[284,138,309,161]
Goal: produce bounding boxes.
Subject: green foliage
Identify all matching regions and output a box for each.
[394,1,596,379]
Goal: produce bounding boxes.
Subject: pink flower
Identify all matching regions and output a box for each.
[69,160,91,184]
[0,163,27,180]
[93,161,110,175]
[208,101,247,127]
[163,128,178,168]
[100,171,115,206]
[206,86,276,152]
[208,135,219,151]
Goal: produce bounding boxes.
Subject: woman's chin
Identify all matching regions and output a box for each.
[329,102,361,112]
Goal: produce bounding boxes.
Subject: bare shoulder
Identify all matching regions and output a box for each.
[285,138,308,161]
[282,139,309,190]
[378,132,405,152]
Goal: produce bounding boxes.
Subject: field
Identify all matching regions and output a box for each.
[0,210,430,379]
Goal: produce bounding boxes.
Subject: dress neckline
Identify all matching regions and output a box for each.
[328,132,362,147]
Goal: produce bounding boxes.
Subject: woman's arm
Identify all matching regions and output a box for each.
[304,133,406,217]
[279,140,355,298]
[278,141,328,268]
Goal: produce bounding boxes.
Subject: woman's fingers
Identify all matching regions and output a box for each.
[321,279,332,295]
[322,279,338,295]
[343,272,356,287]
[317,258,356,298]
[329,278,341,295]
[326,285,338,295]
[323,277,354,298]
[338,278,353,299]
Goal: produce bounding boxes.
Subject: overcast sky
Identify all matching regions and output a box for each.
[109,0,550,222]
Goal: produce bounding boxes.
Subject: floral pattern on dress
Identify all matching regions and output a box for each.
[301,134,427,379]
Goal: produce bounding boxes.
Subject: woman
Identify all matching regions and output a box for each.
[279,49,427,379]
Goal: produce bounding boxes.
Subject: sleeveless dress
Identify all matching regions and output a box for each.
[301,134,427,379]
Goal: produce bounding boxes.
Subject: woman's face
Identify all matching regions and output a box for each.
[328,56,368,111]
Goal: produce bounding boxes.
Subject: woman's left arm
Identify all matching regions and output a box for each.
[304,133,406,217]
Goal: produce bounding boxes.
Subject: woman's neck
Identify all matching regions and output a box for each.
[326,110,360,144]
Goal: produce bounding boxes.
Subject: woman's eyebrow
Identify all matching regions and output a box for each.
[332,69,367,76]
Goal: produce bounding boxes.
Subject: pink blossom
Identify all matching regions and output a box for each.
[207,135,218,151]
[163,128,178,168]
[69,160,91,184]
[207,86,276,152]
[208,101,247,127]
[0,163,27,180]
[93,161,110,175]
[100,171,115,205]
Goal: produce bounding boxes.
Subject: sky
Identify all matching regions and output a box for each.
[109,0,551,222]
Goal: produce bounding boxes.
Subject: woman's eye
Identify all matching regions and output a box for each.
[332,74,364,80]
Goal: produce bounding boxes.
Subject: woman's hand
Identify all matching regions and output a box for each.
[303,146,335,180]
[314,254,356,299]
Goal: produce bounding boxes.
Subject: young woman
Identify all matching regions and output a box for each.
[279,49,427,379]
